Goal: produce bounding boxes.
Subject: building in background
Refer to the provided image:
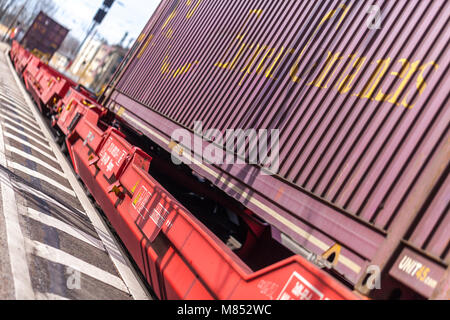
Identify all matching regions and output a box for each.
[49,51,70,71]
[90,44,127,93]
[69,36,103,80]
[69,37,127,93]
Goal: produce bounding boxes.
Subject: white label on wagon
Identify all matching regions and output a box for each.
[133,185,152,220]
[150,202,170,229]
[277,272,325,301]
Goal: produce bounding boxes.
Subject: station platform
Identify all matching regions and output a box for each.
[0,43,151,300]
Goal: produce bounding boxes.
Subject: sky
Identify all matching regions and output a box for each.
[51,0,161,45]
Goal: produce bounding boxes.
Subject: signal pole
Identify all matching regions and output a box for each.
[75,0,117,55]
[2,1,26,42]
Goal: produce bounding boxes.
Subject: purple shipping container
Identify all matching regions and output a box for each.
[102,0,449,299]
[21,11,69,59]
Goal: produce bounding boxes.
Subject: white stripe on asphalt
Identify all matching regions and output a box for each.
[3,123,52,151]
[0,85,21,92]
[0,92,28,106]
[0,109,41,133]
[6,50,151,300]
[1,100,32,116]
[0,87,25,98]
[0,89,24,98]
[7,102,33,116]
[1,110,41,131]
[13,180,87,217]
[0,113,48,139]
[3,132,58,162]
[0,123,35,300]
[35,292,70,301]
[24,208,105,252]
[0,93,31,111]
[0,102,36,123]
[0,95,26,107]
[7,161,76,198]
[5,145,64,178]
[25,239,128,293]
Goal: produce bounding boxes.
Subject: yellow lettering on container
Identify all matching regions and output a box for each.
[336,54,367,94]
[186,0,202,19]
[137,35,153,59]
[266,47,295,80]
[307,51,345,89]
[256,48,276,74]
[374,59,420,103]
[401,61,439,109]
[215,9,263,70]
[355,58,391,99]
[162,10,177,31]
[290,3,351,83]
[239,44,267,85]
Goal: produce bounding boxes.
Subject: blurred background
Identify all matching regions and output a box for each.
[0,0,159,93]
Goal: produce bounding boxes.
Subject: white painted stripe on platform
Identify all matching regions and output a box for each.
[1,110,41,131]
[3,132,58,162]
[0,110,41,133]
[25,239,128,293]
[0,123,35,300]
[14,180,86,217]
[0,92,28,106]
[24,208,105,252]
[0,113,47,138]
[5,145,64,178]
[7,161,76,198]
[0,94,26,106]
[1,106,39,127]
[0,102,36,123]
[0,85,23,95]
[7,102,33,116]
[0,92,30,110]
[6,50,151,300]
[0,85,24,96]
[3,123,51,151]
[35,292,70,301]
[0,100,36,119]
[0,88,24,97]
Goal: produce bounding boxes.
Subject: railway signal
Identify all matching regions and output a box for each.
[75,0,123,56]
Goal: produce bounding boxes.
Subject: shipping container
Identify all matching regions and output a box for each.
[102,0,448,299]
[21,11,69,61]
[8,9,363,301]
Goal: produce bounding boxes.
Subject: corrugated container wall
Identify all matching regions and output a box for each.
[103,0,449,299]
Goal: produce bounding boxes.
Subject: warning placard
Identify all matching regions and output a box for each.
[277,272,326,301]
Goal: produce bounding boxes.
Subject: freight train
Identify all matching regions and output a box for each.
[8,0,449,300]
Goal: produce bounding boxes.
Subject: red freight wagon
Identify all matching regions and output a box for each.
[14,48,32,75]
[38,67,77,108]
[101,0,449,299]
[9,41,21,65]
[23,56,48,104]
[22,53,77,114]
[64,114,360,300]
[55,87,107,136]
